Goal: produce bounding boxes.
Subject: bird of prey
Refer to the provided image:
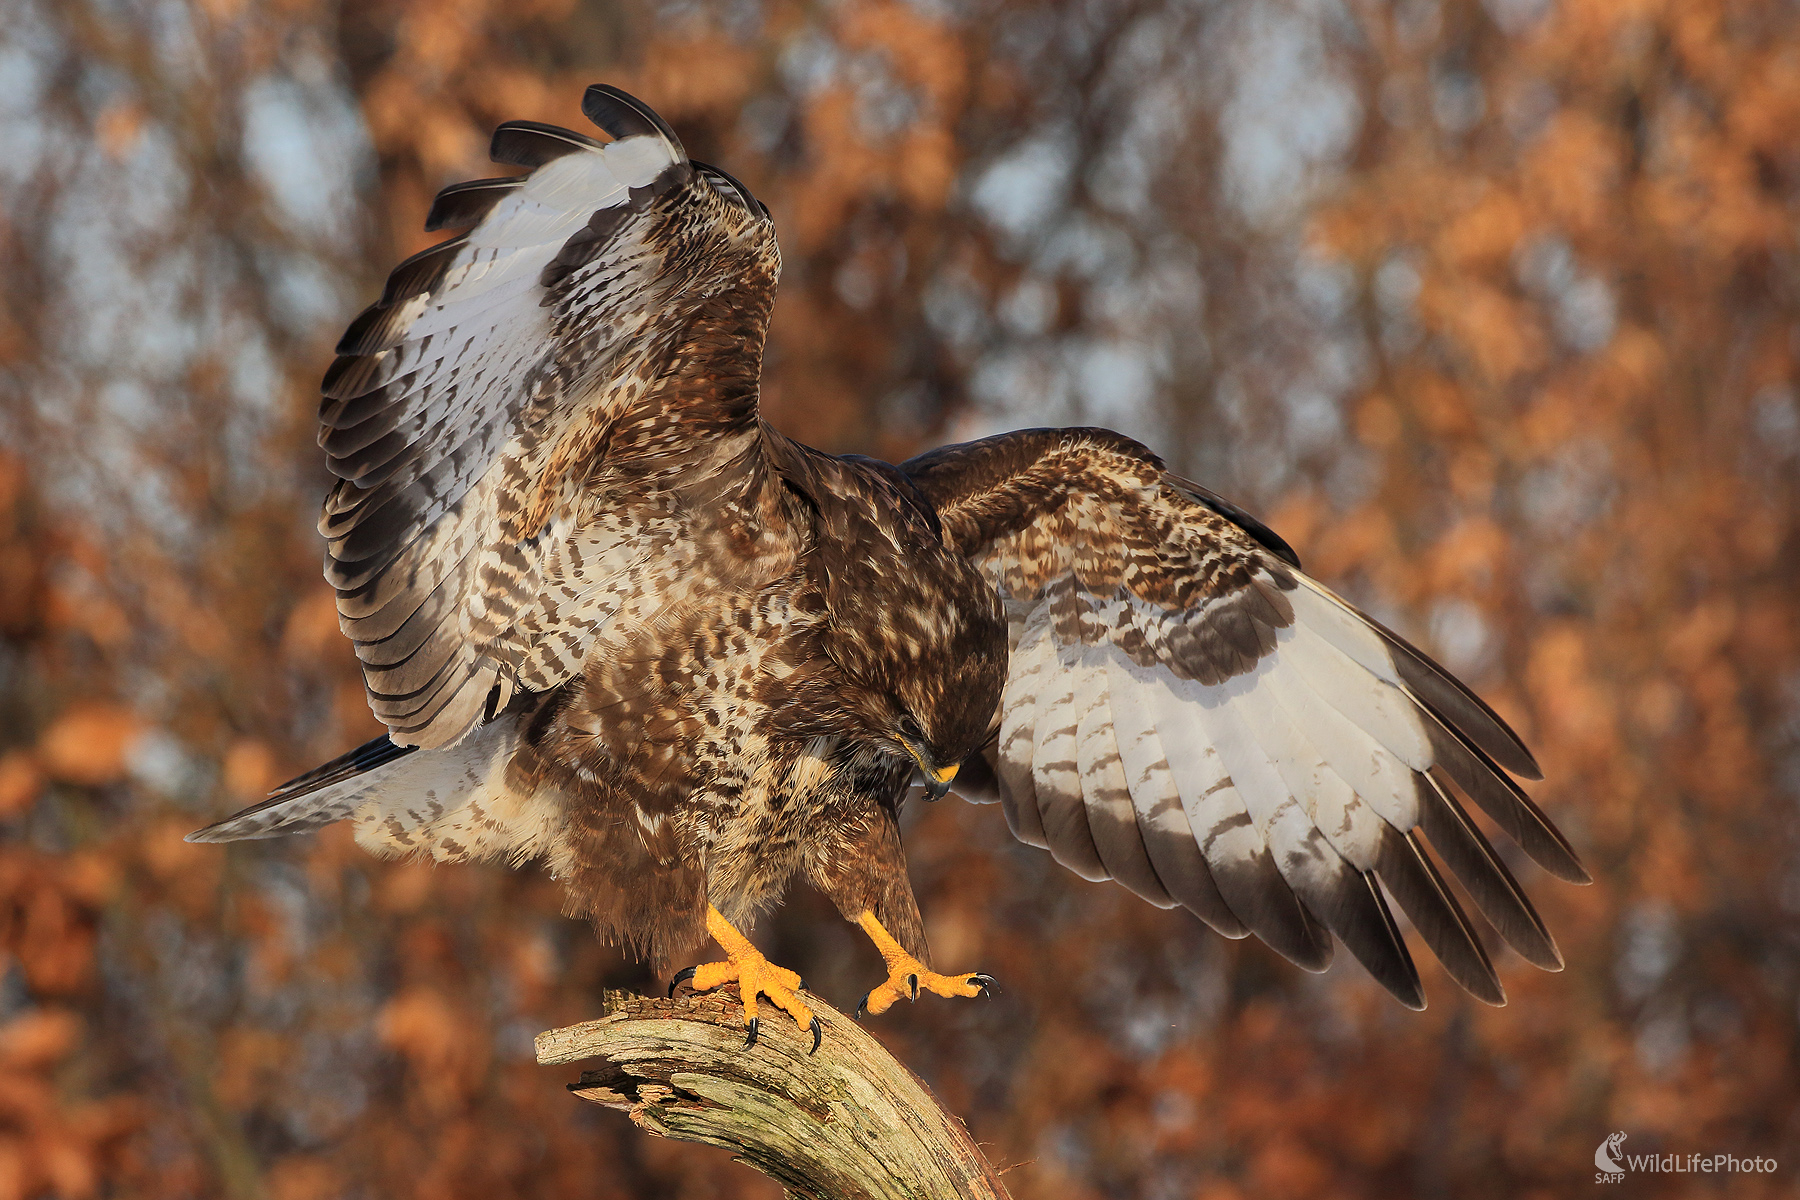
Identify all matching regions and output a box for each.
[190,85,1588,1049]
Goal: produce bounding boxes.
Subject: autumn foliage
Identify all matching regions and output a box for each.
[0,0,1796,1197]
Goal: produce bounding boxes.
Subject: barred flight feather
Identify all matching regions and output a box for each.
[1072,657,1173,906]
[1029,645,1108,881]
[996,602,1055,848]
[1148,673,1333,970]
[1101,652,1244,933]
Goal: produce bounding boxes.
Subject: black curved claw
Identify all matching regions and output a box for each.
[796,977,808,993]
[807,1015,823,1055]
[907,973,919,1003]
[668,965,697,998]
[971,972,997,998]
[854,992,870,1020]
[743,1016,760,1048]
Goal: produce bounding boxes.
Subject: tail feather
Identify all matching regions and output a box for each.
[185,717,565,870]
[271,734,413,800]
[186,735,414,843]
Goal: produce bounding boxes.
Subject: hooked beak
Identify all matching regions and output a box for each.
[906,744,959,801]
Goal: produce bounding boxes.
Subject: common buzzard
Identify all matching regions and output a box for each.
[191,86,1588,1049]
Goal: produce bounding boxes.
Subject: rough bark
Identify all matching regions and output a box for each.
[536,989,1014,1200]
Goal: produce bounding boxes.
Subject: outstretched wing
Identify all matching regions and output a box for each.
[904,428,1588,1009]
[321,86,779,748]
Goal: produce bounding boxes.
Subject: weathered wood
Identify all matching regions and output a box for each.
[536,988,1014,1200]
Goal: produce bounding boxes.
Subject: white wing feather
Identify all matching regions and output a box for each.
[915,428,1581,1006]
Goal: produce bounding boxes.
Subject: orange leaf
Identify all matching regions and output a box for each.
[37,704,143,788]
[0,1010,81,1072]
[0,753,41,817]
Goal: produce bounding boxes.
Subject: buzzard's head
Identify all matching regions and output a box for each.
[815,530,1007,796]
[873,556,1008,798]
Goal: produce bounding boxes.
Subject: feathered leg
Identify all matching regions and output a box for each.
[802,798,995,1018]
[852,911,996,1017]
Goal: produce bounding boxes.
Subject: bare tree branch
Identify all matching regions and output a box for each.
[537,990,1015,1200]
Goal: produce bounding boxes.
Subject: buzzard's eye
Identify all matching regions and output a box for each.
[897,714,924,741]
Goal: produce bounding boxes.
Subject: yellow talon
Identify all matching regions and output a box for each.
[675,906,820,1052]
[854,910,996,1017]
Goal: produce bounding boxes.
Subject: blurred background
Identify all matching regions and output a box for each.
[1,0,1797,1196]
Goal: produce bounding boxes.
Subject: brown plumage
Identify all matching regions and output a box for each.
[190,87,1586,1038]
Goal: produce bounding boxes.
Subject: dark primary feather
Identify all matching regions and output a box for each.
[379,234,470,306]
[1208,839,1336,972]
[1414,771,1563,970]
[1422,720,1587,883]
[488,119,603,167]
[1373,825,1505,1005]
[694,161,768,218]
[333,301,418,359]
[1360,607,1543,780]
[425,177,525,232]
[582,84,685,155]
[1315,870,1424,1011]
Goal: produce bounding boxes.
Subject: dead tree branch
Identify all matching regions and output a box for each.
[536,989,1014,1200]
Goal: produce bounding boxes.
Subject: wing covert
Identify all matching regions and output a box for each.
[905,427,1587,1009]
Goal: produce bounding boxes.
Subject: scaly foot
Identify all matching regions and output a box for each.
[853,910,996,1018]
[672,905,821,1053]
